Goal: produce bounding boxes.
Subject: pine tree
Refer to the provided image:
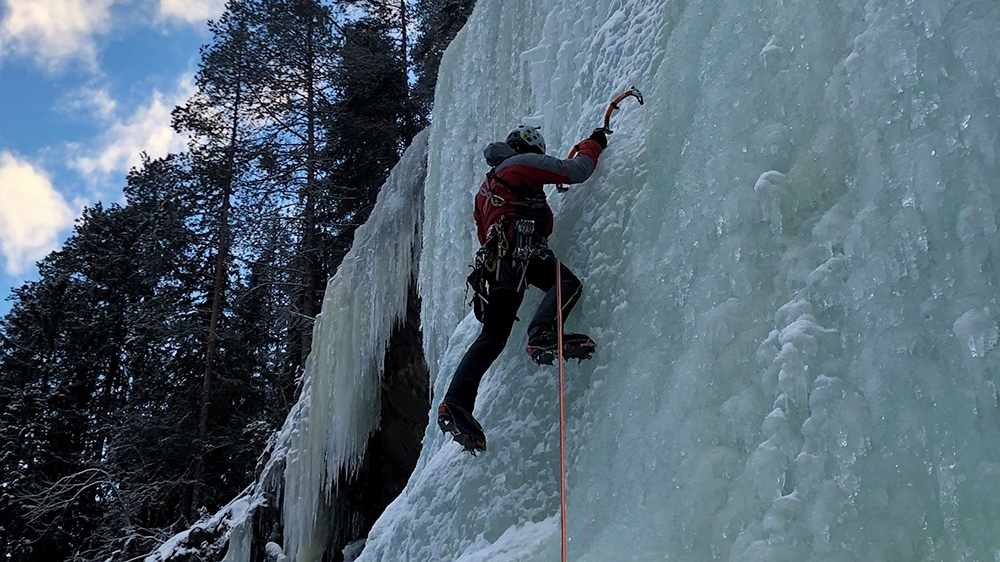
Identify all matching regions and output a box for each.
[172,0,262,518]
[0,156,203,561]
[241,0,341,369]
[341,0,428,142]
[1,269,103,561]
[317,17,410,276]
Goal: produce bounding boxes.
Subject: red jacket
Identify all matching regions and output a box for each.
[473,138,603,244]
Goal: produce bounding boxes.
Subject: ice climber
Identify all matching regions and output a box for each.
[437,124,608,455]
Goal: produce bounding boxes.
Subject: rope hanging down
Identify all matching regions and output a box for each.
[554,86,644,559]
[556,260,568,562]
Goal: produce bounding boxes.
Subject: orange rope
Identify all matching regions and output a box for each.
[556,260,568,562]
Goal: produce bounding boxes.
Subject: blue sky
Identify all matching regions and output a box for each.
[0,0,226,316]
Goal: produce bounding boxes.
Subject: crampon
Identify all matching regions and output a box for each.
[437,403,487,456]
[526,333,596,366]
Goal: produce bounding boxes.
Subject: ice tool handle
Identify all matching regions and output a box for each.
[557,86,644,193]
[601,85,644,134]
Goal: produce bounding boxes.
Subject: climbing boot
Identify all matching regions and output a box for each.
[437,402,487,456]
[526,329,596,365]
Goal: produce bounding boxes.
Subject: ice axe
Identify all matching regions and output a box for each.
[557,86,644,192]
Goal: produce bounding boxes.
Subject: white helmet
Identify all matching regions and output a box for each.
[506,124,545,154]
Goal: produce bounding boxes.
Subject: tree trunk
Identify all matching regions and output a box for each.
[399,0,415,145]
[300,15,318,364]
[190,78,240,519]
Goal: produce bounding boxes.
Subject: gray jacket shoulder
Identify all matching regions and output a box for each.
[500,152,597,184]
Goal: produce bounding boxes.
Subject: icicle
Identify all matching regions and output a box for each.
[281,131,429,561]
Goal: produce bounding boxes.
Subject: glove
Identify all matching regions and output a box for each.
[588,127,609,149]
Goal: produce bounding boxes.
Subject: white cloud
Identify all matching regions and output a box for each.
[157,0,225,24]
[0,0,115,72]
[0,0,222,73]
[72,74,194,179]
[64,84,118,121]
[0,152,76,275]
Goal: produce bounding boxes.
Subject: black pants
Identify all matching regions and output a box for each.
[443,250,582,414]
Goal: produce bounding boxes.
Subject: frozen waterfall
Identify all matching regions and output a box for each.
[362,0,1000,560]
[187,0,1000,560]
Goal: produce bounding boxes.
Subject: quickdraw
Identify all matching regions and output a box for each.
[512,219,542,261]
[487,222,509,259]
[511,219,545,292]
[557,86,644,192]
[465,222,508,321]
[465,219,547,321]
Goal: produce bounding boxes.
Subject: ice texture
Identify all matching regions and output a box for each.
[354,0,1000,560]
[264,542,288,562]
[181,0,1000,559]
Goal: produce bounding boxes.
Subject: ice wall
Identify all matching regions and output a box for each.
[278,130,428,561]
[362,0,1000,560]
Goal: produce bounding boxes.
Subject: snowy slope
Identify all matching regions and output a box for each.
[353,0,1000,560]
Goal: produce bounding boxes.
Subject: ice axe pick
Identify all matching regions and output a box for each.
[558,86,644,192]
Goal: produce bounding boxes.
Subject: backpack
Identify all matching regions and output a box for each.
[474,168,549,242]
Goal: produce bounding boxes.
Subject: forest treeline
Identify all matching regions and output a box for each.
[0,1,474,560]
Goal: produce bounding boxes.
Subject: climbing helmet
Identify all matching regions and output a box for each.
[506,124,545,154]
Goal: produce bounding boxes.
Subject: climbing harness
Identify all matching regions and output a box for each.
[557,86,645,192]
[465,219,548,321]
